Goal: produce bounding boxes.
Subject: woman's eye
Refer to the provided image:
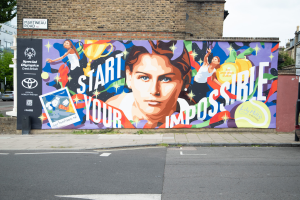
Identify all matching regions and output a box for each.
[161,77,171,82]
[140,76,149,81]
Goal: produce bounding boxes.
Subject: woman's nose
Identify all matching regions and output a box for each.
[149,80,160,96]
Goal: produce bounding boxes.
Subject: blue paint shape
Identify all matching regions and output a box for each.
[211,42,227,65]
[43,62,52,73]
[73,108,85,126]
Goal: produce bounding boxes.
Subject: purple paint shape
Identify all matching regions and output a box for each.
[267,92,277,103]
[136,120,148,128]
[171,40,184,61]
[132,40,152,54]
[268,105,276,128]
[235,42,243,46]
[190,120,204,125]
[214,122,228,128]
[111,41,126,52]
[227,119,237,128]
[193,41,203,50]
[217,42,230,56]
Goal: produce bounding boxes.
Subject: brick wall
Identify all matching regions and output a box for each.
[17,30,186,40]
[186,1,224,37]
[17,0,225,40]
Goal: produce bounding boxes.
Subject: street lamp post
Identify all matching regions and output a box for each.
[6,35,17,117]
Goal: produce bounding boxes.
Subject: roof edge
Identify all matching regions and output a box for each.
[186,37,280,42]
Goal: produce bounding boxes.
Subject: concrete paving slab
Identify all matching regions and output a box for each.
[0,133,299,149]
[163,133,174,137]
[208,133,223,139]
[98,135,121,139]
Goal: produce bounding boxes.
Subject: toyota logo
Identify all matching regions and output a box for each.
[22,78,38,89]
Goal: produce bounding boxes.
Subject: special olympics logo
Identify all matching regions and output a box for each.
[24,48,36,59]
[22,78,38,89]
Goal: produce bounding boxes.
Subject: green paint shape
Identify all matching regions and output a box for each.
[225,50,237,63]
[191,120,210,128]
[237,48,254,59]
[184,41,192,52]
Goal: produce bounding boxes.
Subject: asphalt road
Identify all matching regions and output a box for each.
[1,147,300,200]
[0,147,166,200]
[163,147,300,200]
[0,99,14,117]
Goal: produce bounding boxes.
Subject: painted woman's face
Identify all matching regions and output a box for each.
[127,53,184,119]
[63,41,71,49]
[212,57,220,65]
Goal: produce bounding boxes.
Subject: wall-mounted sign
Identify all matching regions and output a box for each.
[23,18,48,29]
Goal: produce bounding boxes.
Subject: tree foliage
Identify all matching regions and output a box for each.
[278,52,295,70]
[0,51,13,91]
[0,0,17,23]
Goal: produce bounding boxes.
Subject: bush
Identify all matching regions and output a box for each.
[278,52,295,70]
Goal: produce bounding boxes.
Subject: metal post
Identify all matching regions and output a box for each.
[6,35,17,117]
[295,100,300,141]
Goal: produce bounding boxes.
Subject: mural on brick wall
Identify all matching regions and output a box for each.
[17,39,279,129]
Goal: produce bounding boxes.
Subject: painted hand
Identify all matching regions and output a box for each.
[46,58,52,63]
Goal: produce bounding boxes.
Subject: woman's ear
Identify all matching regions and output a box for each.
[125,67,132,89]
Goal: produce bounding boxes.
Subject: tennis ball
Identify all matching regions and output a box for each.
[234,100,271,128]
[41,72,49,79]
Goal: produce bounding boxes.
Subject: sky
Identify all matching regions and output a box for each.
[223,0,299,47]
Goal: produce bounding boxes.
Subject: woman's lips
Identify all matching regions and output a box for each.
[145,100,161,106]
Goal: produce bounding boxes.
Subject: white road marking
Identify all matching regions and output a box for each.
[15,152,99,155]
[55,194,161,200]
[100,153,111,157]
[180,151,207,156]
[94,146,164,152]
[0,153,9,155]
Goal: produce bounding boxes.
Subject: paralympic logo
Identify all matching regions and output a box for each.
[22,78,38,89]
[24,48,36,59]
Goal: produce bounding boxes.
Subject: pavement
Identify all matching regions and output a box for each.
[0,132,299,150]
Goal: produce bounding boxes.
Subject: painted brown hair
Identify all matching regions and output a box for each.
[64,39,80,60]
[213,56,221,70]
[125,41,191,77]
[125,40,194,105]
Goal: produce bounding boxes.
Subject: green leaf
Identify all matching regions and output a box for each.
[0,50,14,90]
[0,0,17,23]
